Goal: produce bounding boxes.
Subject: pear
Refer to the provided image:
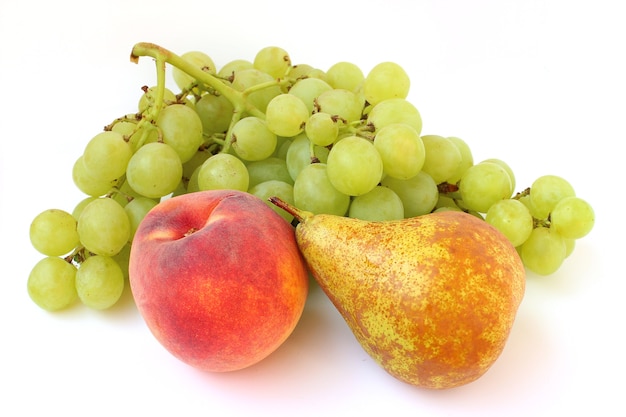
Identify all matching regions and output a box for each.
[269,197,525,389]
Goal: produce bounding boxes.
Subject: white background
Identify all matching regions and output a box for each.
[0,1,623,415]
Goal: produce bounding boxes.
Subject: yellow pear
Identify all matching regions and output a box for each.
[270,197,525,389]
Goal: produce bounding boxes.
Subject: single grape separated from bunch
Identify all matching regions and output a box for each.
[27,42,595,312]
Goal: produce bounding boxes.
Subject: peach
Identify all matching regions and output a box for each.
[129,190,308,372]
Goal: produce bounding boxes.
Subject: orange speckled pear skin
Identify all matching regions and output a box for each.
[294,209,525,390]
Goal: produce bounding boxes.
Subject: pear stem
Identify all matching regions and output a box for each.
[268,196,308,223]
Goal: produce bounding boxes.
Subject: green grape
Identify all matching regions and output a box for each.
[72,196,97,220]
[288,77,332,113]
[112,179,159,208]
[366,98,422,135]
[482,158,515,194]
[124,197,158,241]
[265,94,309,137]
[231,116,277,161]
[187,165,201,193]
[433,203,463,213]
[248,180,295,223]
[520,226,566,275]
[138,86,177,112]
[112,243,131,280]
[194,93,234,135]
[27,257,77,311]
[315,89,364,123]
[197,153,249,191]
[171,180,187,197]
[285,134,329,181]
[306,68,328,81]
[126,124,160,152]
[82,131,133,182]
[459,162,513,213]
[485,199,534,247]
[447,136,474,184]
[246,157,293,188]
[305,112,339,147]
[217,59,253,78]
[373,123,425,180]
[362,61,410,106]
[288,63,315,79]
[434,206,462,214]
[156,103,204,163]
[173,51,216,92]
[326,136,383,196]
[126,142,183,198]
[77,197,131,256]
[75,255,125,310]
[420,135,462,184]
[381,171,439,218]
[231,68,282,112]
[253,46,291,79]
[348,186,404,221]
[111,119,138,138]
[72,155,119,197]
[30,209,80,256]
[550,196,595,239]
[274,136,292,159]
[529,175,576,220]
[434,195,464,212]
[517,193,533,211]
[293,163,350,216]
[182,148,212,181]
[326,61,364,92]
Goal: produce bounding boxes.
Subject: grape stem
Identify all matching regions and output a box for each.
[149,54,167,120]
[132,43,243,110]
[130,42,268,154]
[103,114,140,133]
[64,246,88,265]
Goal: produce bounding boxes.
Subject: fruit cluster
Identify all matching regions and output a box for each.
[27,42,594,312]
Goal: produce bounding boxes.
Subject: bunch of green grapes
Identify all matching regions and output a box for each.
[27,43,595,312]
[434,155,593,276]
